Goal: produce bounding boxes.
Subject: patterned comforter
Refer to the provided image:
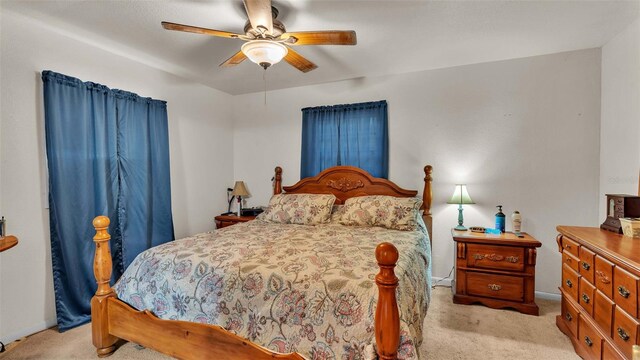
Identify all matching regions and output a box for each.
[114,219,431,359]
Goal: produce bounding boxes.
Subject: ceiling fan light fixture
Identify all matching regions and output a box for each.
[241,40,288,68]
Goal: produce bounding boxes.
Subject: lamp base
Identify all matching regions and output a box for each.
[454,225,468,231]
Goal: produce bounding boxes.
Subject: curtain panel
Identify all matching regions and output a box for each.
[42,71,174,331]
[300,100,388,178]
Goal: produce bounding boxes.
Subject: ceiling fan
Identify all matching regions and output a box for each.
[161,0,357,73]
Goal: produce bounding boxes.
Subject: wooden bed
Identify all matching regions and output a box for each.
[91,165,433,360]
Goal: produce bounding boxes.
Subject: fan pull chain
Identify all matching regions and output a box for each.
[263,68,267,105]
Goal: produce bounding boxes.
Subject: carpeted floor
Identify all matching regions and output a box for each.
[0,287,578,359]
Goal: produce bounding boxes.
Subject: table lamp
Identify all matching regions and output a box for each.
[232,181,250,216]
[447,184,474,231]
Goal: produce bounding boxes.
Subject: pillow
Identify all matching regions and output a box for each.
[259,193,336,225]
[339,195,423,231]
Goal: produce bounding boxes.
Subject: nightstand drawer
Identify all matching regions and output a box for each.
[465,272,524,302]
[466,244,524,272]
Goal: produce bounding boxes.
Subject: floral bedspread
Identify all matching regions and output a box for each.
[114,219,431,359]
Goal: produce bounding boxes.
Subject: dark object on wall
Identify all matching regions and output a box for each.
[601,194,640,233]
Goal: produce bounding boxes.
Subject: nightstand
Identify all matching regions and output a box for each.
[214,214,256,229]
[451,229,542,315]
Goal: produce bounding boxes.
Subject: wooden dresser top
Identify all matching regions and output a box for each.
[557,226,640,272]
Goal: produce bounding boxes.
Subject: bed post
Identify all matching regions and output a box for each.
[375,242,400,360]
[91,216,118,357]
[422,165,433,242]
[274,166,283,195]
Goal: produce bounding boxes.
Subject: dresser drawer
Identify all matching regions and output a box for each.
[580,277,596,317]
[562,294,580,339]
[466,244,524,272]
[580,246,596,284]
[596,256,614,299]
[613,306,639,359]
[563,250,580,273]
[465,272,524,302]
[563,264,581,302]
[562,237,580,258]
[594,290,614,338]
[614,266,639,318]
[602,341,625,360]
[579,316,604,360]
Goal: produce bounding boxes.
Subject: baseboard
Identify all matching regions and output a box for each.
[535,291,561,301]
[431,276,452,287]
[1,319,57,344]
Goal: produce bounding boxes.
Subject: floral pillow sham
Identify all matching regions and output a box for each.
[339,195,423,231]
[258,193,336,225]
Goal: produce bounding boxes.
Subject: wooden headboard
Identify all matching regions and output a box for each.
[272,165,433,241]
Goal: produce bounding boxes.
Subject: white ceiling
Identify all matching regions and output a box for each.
[3,0,639,95]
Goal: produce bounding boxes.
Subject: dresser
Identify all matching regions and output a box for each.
[452,229,542,315]
[557,226,640,360]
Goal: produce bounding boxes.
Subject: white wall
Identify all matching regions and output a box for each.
[233,48,602,295]
[600,18,640,219]
[0,9,234,342]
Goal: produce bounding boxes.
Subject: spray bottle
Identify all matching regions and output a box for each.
[495,205,506,233]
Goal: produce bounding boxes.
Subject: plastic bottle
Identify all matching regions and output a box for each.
[512,211,522,233]
[495,205,506,233]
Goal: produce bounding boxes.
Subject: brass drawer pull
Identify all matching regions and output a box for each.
[566,279,573,288]
[582,294,590,304]
[488,284,502,291]
[565,312,573,321]
[617,327,630,341]
[584,336,593,347]
[581,262,590,271]
[618,286,631,298]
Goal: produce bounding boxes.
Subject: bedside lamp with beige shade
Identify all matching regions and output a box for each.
[447,184,474,231]
[232,181,250,216]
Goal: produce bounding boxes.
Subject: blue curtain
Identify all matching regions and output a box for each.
[300,100,388,178]
[42,71,174,331]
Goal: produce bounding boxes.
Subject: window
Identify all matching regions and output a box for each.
[300,100,388,178]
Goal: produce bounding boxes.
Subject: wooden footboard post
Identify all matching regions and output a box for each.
[91,216,118,357]
[421,165,433,243]
[375,242,400,360]
[274,166,283,195]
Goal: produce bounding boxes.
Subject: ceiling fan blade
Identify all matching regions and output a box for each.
[284,47,317,73]
[220,51,248,67]
[283,31,357,46]
[243,0,273,35]
[161,21,242,39]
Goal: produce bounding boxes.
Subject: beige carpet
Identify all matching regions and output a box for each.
[0,287,578,359]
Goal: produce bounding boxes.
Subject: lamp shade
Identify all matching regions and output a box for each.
[447,184,474,205]
[231,181,250,197]
[241,40,288,67]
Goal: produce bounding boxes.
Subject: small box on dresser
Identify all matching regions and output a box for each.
[556,226,640,360]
